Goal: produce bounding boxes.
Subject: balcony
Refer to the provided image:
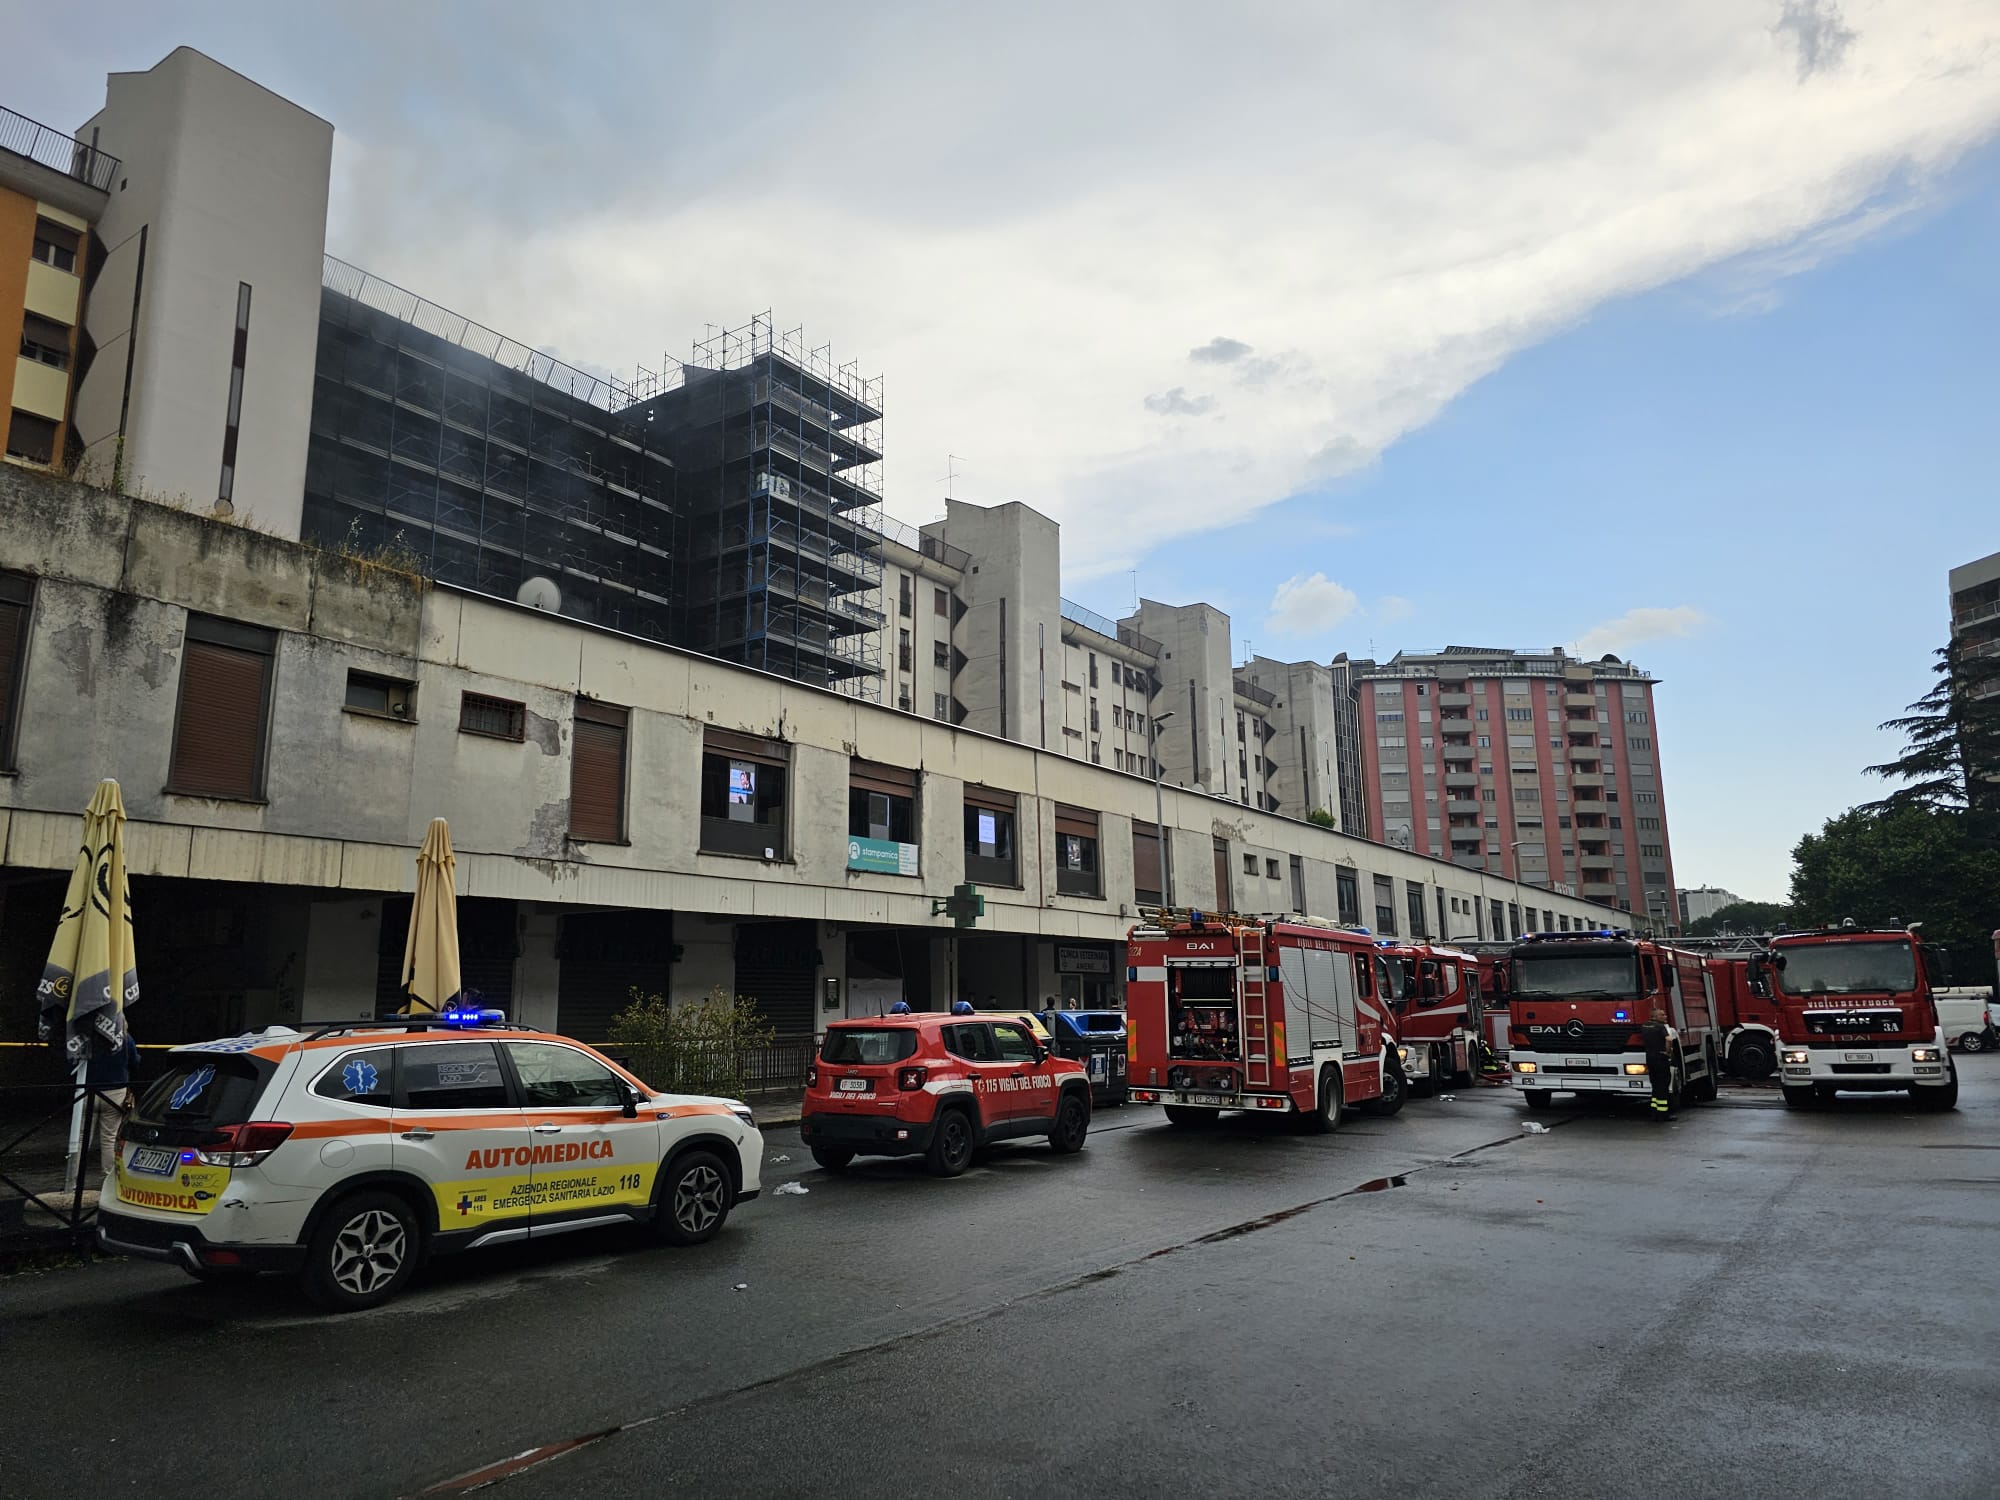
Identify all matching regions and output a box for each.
[1059,597,1165,657]
[1444,771,1478,790]
[879,515,972,572]
[1442,743,1476,761]
[1571,770,1605,789]
[1565,690,1596,710]
[0,104,118,218]
[1446,798,1483,815]
[1572,795,1606,813]
[1439,692,1472,708]
[1583,880,1618,899]
[1580,852,1615,871]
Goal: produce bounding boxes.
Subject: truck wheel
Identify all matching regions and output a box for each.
[926,1107,976,1176]
[810,1146,854,1172]
[301,1191,420,1312]
[1412,1052,1439,1098]
[1692,1045,1720,1103]
[1731,1035,1776,1080]
[1781,1084,1815,1108]
[1523,1089,1553,1111]
[1048,1089,1090,1154]
[1451,1044,1474,1089]
[1814,1084,1838,1102]
[1914,1067,1960,1112]
[1366,1058,1407,1117]
[1959,1031,1985,1054]
[1163,1105,1215,1127]
[1298,1066,1342,1134]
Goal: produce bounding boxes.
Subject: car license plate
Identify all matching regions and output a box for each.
[129,1145,178,1176]
[1843,1052,1875,1063]
[1188,1093,1230,1106]
[837,1078,870,1092]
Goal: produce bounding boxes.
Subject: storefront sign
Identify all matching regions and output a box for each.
[848,837,919,876]
[1056,946,1111,975]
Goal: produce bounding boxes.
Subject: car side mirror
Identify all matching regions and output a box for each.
[617,1081,640,1119]
[1031,1043,1049,1064]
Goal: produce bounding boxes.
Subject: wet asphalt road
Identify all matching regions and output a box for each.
[3,1066,1997,1500]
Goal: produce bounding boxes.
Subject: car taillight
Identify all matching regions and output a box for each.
[194,1122,294,1167]
[807,1063,819,1089]
[897,1066,928,1091]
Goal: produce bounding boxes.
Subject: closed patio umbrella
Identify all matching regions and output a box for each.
[400,818,461,1014]
[36,779,138,1190]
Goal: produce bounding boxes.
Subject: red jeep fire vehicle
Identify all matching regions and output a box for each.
[1507,929,1722,1112]
[1378,941,1484,1095]
[1752,924,1959,1110]
[1125,911,1406,1130]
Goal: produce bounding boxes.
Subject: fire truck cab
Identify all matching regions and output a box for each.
[1702,949,1783,1079]
[1380,942,1483,1095]
[1754,925,1959,1110]
[1507,930,1722,1112]
[1126,912,1404,1131]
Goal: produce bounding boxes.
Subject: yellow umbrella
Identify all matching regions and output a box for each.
[400,817,461,1014]
[37,779,138,1061]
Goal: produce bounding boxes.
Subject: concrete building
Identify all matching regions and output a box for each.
[0,464,1635,1049]
[1949,548,2000,700]
[1678,885,1744,927]
[1354,647,1678,928]
[2,103,117,473]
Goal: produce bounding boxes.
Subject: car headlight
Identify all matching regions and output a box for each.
[1782,1050,1809,1065]
[729,1103,757,1129]
[1911,1048,1940,1063]
[1515,1060,1538,1074]
[1624,1063,1650,1075]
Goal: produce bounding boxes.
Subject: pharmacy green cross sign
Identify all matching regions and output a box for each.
[932,883,985,930]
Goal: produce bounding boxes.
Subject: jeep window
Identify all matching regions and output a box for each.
[820,1029,919,1065]
[312,1048,395,1108]
[134,1055,269,1127]
[1510,954,1641,999]
[507,1043,625,1108]
[991,1023,1037,1063]
[398,1041,511,1110]
[945,1024,999,1062]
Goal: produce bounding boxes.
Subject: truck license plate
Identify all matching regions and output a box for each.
[129,1146,178,1176]
[1842,1052,1874,1063]
[838,1078,870,1092]
[1566,1058,1591,1069]
[1188,1093,1230,1106]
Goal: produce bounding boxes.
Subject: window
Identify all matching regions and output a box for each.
[1290,855,1306,914]
[1635,791,1659,805]
[965,786,1019,886]
[933,587,949,616]
[507,1042,625,1108]
[313,1048,395,1108]
[0,571,32,769]
[344,670,414,720]
[31,218,78,273]
[6,411,57,466]
[1625,709,1649,724]
[1628,736,1652,751]
[898,689,911,711]
[1506,708,1533,721]
[169,615,276,800]
[399,1041,510,1110]
[569,700,628,842]
[218,283,252,508]
[701,728,789,858]
[827,1029,921,1065]
[944,1024,999,1062]
[1640,843,1664,858]
[1055,805,1100,897]
[1088,653,1098,687]
[1491,899,1505,941]
[898,628,911,671]
[1637,816,1660,831]
[991,1023,1039,1063]
[1266,858,1281,880]
[1374,874,1397,935]
[1376,711,1404,723]
[1113,749,1123,770]
[849,760,918,871]
[1477,735,1490,748]
[933,640,951,667]
[1336,867,1361,926]
[1475,708,1489,721]
[1132,821,1164,906]
[460,692,525,741]
[1407,883,1429,940]
[899,576,913,617]
[19,313,70,370]
[934,691,950,721]
[1244,852,1259,876]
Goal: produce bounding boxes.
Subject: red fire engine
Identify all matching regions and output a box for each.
[1507,930,1722,1111]
[1753,924,1960,1110]
[1378,941,1484,1095]
[1126,911,1405,1130]
[1702,950,1783,1079]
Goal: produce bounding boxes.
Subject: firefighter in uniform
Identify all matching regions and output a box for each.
[1642,1006,1677,1118]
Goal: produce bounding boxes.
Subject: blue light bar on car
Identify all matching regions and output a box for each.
[439,1007,506,1028]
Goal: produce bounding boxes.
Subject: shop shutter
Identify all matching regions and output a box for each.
[734,920,818,1034]
[169,620,274,798]
[570,700,628,841]
[1132,823,1163,898]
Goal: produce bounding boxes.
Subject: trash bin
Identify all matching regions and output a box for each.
[1044,1009,1128,1106]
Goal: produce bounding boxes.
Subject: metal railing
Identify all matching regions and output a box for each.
[0,104,120,193]
[1059,598,1165,658]
[1,1083,124,1254]
[878,515,973,572]
[597,1035,817,1099]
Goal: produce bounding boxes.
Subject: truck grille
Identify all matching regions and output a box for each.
[1514,1023,1636,1053]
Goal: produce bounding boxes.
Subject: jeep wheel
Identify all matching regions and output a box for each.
[1048,1090,1090,1154]
[810,1146,854,1172]
[926,1107,976,1177]
[656,1149,734,1245]
[302,1191,419,1312]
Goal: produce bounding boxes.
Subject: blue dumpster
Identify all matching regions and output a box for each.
[1044,1009,1128,1106]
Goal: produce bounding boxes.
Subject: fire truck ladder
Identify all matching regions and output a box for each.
[1240,926,1272,1089]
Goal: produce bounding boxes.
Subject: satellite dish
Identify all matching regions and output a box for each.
[516,576,562,612]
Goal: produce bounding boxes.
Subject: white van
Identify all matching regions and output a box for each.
[1935,988,1996,1053]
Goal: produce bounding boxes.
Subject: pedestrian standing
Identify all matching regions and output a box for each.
[84,1026,141,1185]
[1641,1006,1677,1119]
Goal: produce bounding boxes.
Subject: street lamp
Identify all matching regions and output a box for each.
[1150,711,1176,909]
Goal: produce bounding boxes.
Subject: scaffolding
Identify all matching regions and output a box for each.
[622,313,886,699]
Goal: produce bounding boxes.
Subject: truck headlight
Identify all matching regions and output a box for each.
[1515,1061,1538,1074]
[1911,1048,1940,1063]
[1624,1063,1649,1076]
[1782,1050,1809,1066]
[1397,1047,1409,1063]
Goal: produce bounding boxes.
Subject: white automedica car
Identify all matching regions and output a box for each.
[98,1011,762,1311]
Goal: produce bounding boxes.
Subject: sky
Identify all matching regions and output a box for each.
[11,1,2000,902]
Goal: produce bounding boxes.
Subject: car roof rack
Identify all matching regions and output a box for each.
[299,1015,531,1041]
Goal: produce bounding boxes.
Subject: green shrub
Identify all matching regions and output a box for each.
[607,986,776,1101]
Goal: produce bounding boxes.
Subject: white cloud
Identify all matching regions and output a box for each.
[1267,573,1361,638]
[300,3,2000,582]
[1376,595,1415,623]
[1574,605,1709,659]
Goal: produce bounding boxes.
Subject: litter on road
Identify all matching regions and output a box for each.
[773,1181,810,1196]
[1521,1121,1550,1134]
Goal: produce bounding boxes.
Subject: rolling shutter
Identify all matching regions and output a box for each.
[962,784,1016,815]
[570,700,628,842]
[1132,822,1162,899]
[706,726,788,766]
[169,618,274,799]
[1054,804,1098,840]
[849,759,917,797]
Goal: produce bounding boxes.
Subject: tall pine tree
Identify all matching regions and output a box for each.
[1863,640,2000,822]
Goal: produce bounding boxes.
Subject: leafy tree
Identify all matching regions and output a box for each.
[1684,900,1791,938]
[1864,641,2000,821]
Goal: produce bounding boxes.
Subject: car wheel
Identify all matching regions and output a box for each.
[926,1107,975,1177]
[1959,1031,1985,1055]
[1366,1058,1407,1117]
[1523,1089,1553,1111]
[656,1149,734,1245]
[810,1146,854,1172]
[1731,1035,1776,1080]
[1781,1084,1815,1108]
[1162,1104,1215,1127]
[1048,1090,1090,1154]
[302,1191,419,1312]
